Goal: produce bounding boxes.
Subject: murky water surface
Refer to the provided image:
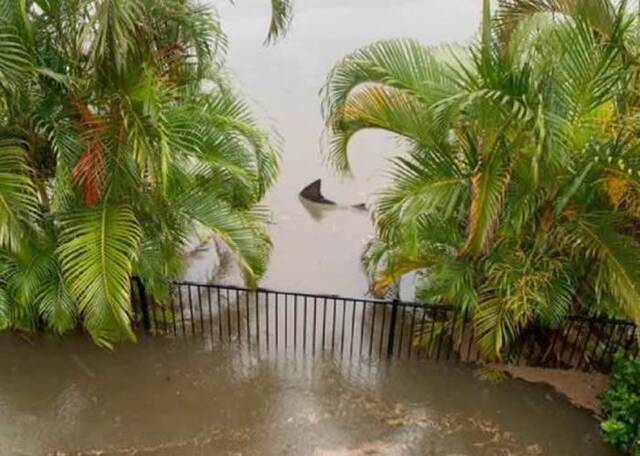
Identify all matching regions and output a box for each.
[0,334,615,455]
[0,1,618,454]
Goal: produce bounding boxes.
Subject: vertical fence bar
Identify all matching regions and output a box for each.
[577,322,593,370]
[197,286,205,336]
[135,278,151,333]
[274,292,279,351]
[584,323,602,371]
[178,285,186,335]
[322,298,328,351]
[427,309,436,360]
[149,292,159,334]
[359,301,366,357]
[255,290,260,350]
[436,309,445,360]
[568,321,585,366]
[597,323,617,368]
[284,294,288,351]
[331,299,337,354]
[207,287,214,339]
[226,289,232,343]
[312,297,317,355]
[170,283,178,336]
[465,312,475,362]
[235,290,241,345]
[369,304,377,358]
[379,304,387,357]
[350,300,357,360]
[417,308,427,359]
[447,310,459,361]
[294,295,298,353]
[340,299,347,358]
[303,296,307,353]
[386,299,399,359]
[407,307,417,359]
[245,292,251,349]
[397,306,407,358]
[265,291,270,351]
[187,286,195,337]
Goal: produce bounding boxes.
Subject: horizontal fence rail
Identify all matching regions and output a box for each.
[131,279,639,372]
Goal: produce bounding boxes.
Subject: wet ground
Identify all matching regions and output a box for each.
[0,1,619,454]
[0,333,616,456]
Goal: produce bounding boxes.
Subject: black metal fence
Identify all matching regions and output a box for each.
[131,279,639,372]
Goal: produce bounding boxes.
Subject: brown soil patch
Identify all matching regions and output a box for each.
[492,365,610,417]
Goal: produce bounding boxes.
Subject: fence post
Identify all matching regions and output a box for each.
[135,277,152,333]
[387,299,400,359]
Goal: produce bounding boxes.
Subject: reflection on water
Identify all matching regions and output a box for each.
[0,334,616,455]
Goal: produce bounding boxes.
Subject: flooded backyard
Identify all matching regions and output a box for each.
[0,0,620,454]
[0,333,616,455]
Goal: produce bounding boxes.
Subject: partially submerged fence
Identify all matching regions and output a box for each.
[131,279,639,372]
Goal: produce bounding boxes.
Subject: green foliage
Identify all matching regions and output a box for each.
[0,0,283,347]
[601,354,640,455]
[322,0,640,359]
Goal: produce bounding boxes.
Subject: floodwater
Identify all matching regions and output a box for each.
[0,1,619,455]
[0,333,616,455]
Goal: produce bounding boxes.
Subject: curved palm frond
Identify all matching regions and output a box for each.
[58,204,142,348]
[0,23,32,92]
[265,0,293,44]
[462,151,513,257]
[562,213,640,322]
[177,183,271,285]
[0,142,39,251]
[496,0,619,44]
[321,39,460,172]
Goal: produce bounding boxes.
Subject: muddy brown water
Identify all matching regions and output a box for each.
[0,333,616,455]
[0,1,619,455]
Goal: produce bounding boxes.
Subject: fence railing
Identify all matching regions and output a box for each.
[131,279,639,372]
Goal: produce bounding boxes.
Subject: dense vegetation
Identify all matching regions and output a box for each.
[602,353,640,454]
[322,0,640,358]
[0,0,291,347]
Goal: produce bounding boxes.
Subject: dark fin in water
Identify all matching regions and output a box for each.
[299,179,336,205]
[352,203,367,211]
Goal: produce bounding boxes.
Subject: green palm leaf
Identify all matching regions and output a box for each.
[266,0,293,43]
[567,213,640,322]
[177,183,271,285]
[58,204,142,348]
[0,287,9,330]
[496,0,618,44]
[462,151,513,257]
[0,24,31,91]
[0,141,39,251]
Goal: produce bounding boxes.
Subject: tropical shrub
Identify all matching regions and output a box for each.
[322,0,640,358]
[601,353,640,455]
[0,0,289,347]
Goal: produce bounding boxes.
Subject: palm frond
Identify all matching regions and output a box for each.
[265,0,293,44]
[496,0,618,44]
[0,287,8,330]
[564,213,640,322]
[92,0,146,76]
[462,151,513,257]
[177,184,271,285]
[321,39,459,172]
[0,141,39,251]
[0,24,32,92]
[58,204,142,348]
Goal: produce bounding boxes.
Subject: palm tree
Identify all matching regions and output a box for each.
[322,0,640,358]
[0,0,285,347]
